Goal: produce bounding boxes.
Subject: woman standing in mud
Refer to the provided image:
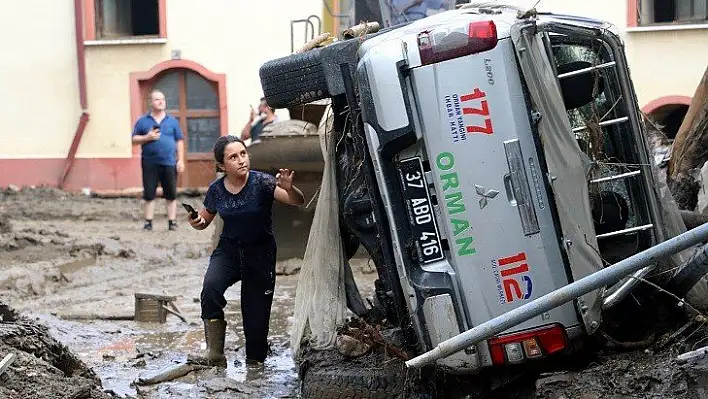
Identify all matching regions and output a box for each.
[187,135,305,367]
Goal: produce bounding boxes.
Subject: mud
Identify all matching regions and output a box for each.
[0,301,112,399]
[4,186,708,398]
[0,187,376,398]
[535,345,708,399]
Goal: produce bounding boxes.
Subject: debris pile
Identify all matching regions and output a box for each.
[0,301,115,399]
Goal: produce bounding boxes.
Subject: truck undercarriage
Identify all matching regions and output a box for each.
[260,4,708,398]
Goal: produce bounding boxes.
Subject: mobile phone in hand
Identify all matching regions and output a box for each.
[182,203,198,219]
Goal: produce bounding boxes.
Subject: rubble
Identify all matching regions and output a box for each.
[0,187,312,397]
[534,347,704,398]
[0,302,115,399]
[335,334,371,358]
[3,179,708,397]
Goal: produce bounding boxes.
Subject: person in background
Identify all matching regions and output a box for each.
[391,0,448,25]
[241,97,278,146]
[187,135,305,367]
[131,90,185,231]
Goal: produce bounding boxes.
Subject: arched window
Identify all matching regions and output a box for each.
[141,68,222,187]
[152,69,221,154]
[132,60,226,188]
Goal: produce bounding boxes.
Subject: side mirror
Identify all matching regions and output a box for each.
[557,61,605,110]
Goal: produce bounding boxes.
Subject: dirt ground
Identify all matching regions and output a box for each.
[3,187,708,399]
[0,187,376,398]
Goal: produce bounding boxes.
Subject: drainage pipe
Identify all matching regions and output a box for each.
[59,0,90,190]
[405,222,708,369]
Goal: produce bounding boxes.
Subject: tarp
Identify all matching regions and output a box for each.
[290,106,347,357]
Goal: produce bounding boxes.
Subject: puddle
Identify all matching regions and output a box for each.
[35,270,378,398]
[1,214,378,398]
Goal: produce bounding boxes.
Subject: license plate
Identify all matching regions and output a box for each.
[398,157,445,264]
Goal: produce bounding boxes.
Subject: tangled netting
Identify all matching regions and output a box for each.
[290,105,347,357]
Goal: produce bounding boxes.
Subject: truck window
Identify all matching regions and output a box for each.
[550,36,655,265]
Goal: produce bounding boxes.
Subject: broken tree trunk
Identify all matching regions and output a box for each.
[0,353,17,376]
[135,363,208,386]
[295,32,331,54]
[668,65,708,210]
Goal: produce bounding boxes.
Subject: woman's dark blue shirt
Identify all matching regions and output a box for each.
[203,171,277,245]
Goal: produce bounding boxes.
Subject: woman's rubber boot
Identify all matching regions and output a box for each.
[187,319,227,367]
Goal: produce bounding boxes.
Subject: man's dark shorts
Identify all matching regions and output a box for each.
[142,160,177,201]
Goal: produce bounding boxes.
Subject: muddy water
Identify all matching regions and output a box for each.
[7,190,708,398]
[2,210,377,398]
[34,272,303,398]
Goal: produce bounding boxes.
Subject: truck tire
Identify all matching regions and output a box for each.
[301,365,406,399]
[259,48,330,109]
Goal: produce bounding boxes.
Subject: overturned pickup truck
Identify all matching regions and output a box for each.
[261,3,700,397]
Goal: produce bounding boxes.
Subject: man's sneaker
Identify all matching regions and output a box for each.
[168,220,178,231]
[143,220,153,231]
[245,358,264,368]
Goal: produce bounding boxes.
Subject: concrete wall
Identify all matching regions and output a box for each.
[81,0,323,160]
[0,0,321,189]
[0,0,81,158]
[625,29,708,107]
[2,0,706,189]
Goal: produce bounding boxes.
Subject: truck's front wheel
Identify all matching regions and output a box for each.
[259,48,329,109]
[301,364,407,399]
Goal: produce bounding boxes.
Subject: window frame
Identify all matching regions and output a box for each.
[83,0,167,42]
[628,0,708,28]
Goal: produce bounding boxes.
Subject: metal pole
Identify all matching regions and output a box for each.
[405,222,708,369]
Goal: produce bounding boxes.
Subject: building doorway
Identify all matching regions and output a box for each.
[647,103,690,140]
[132,60,227,189]
[147,69,220,188]
[642,96,692,140]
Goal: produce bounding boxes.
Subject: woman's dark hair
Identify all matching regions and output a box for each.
[213,135,247,164]
[213,136,247,173]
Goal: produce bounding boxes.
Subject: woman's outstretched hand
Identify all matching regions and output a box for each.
[276,169,295,191]
[274,168,305,206]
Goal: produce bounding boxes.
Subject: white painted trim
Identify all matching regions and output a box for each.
[84,37,168,46]
[627,23,708,33]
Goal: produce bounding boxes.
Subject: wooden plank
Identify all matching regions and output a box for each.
[169,301,186,317]
[162,305,187,324]
[135,363,208,386]
[134,293,177,301]
[0,353,17,376]
[55,313,134,321]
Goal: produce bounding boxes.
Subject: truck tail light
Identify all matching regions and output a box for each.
[417,21,497,65]
[488,324,568,366]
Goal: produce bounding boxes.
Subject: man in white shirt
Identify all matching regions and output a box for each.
[390,0,449,25]
[241,97,279,146]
